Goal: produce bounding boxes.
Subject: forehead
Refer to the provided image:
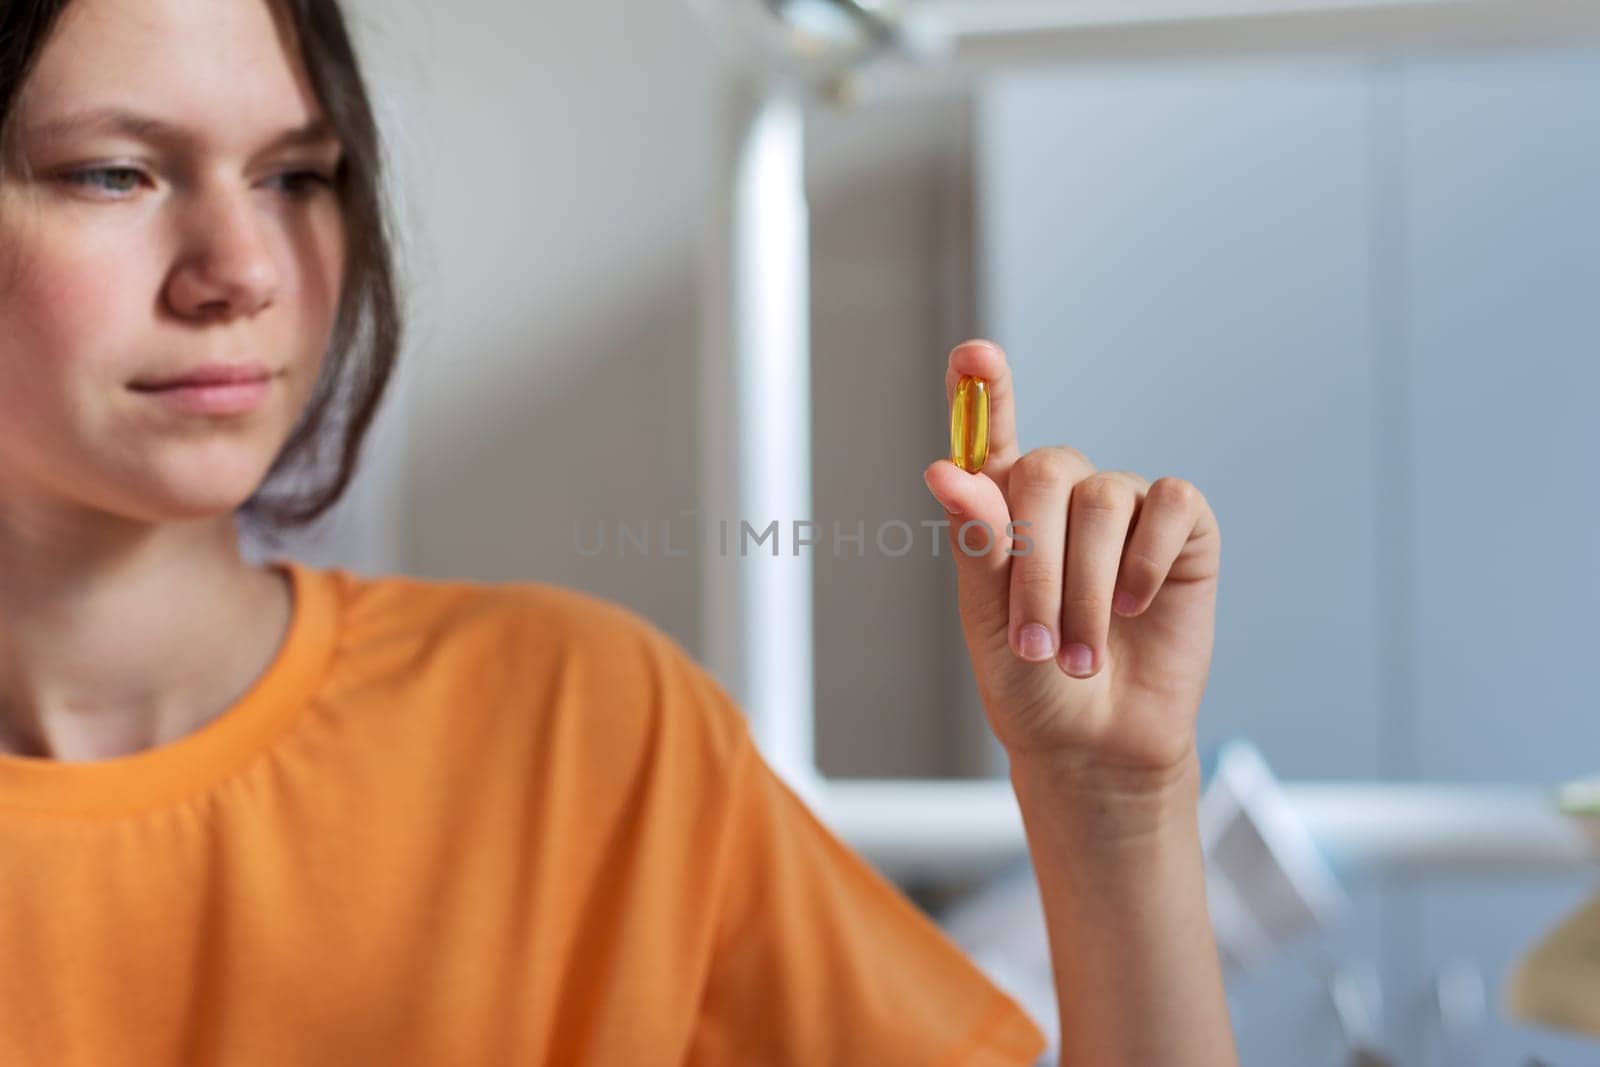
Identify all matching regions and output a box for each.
[15,0,328,149]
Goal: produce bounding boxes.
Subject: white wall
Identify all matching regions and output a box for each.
[268,0,992,782]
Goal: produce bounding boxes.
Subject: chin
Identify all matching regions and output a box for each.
[115,486,268,526]
[105,452,280,525]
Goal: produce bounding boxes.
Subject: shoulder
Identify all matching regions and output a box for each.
[316,564,751,763]
[321,564,665,663]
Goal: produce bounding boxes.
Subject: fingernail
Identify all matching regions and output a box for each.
[1114,590,1138,614]
[1018,623,1054,662]
[1061,642,1094,676]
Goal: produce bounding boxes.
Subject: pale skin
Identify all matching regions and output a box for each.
[925,339,1239,1064]
[0,0,345,760]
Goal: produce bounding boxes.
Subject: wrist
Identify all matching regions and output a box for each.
[1007,737,1202,845]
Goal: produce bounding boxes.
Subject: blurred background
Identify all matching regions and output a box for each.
[257,1,1600,1063]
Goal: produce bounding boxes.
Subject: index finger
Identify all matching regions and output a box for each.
[944,338,1021,497]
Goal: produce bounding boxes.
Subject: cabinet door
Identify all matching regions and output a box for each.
[978,57,1385,1065]
[1399,47,1600,1067]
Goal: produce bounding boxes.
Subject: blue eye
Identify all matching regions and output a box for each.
[59,167,336,199]
[62,166,143,193]
[266,170,337,197]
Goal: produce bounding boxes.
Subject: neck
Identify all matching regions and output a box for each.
[0,498,289,762]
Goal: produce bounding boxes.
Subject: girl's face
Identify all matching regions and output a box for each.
[0,0,346,527]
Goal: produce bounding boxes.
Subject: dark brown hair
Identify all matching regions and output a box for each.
[0,0,403,551]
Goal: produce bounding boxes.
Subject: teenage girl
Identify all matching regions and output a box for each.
[0,1,1237,1063]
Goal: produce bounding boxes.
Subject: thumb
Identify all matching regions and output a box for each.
[922,459,1016,648]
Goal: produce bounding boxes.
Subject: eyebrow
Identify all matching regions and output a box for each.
[23,108,343,151]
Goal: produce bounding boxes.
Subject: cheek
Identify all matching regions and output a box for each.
[0,230,169,492]
[285,211,346,381]
[0,207,345,423]
[301,208,346,330]
[0,226,163,388]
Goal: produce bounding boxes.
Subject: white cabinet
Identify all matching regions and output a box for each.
[978,48,1600,1064]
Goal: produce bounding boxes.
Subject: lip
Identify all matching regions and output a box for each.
[128,362,276,416]
[129,362,274,390]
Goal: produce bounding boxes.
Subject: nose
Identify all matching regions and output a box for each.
[164,185,282,322]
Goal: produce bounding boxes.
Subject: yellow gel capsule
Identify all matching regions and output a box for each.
[950,375,990,473]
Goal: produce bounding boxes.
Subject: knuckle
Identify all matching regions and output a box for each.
[1106,468,1150,491]
[1058,445,1093,469]
[1150,476,1200,509]
[1012,449,1074,492]
[1012,557,1059,595]
[1072,476,1129,514]
[1062,591,1108,616]
[1121,549,1165,584]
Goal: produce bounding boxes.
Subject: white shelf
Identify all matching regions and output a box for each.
[809,777,1600,882]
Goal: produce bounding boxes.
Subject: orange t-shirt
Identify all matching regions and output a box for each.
[0,559,1047,1066]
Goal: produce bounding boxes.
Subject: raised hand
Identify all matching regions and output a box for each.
[922,339,1222,777]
